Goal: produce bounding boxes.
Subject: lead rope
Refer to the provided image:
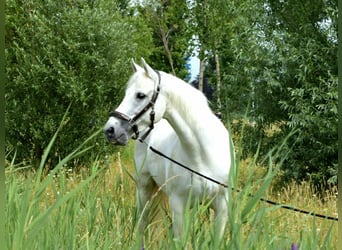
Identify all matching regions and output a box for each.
[139,140,338,222]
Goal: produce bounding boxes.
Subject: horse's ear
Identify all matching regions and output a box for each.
[131,58,142,72]
[141,58,158,82]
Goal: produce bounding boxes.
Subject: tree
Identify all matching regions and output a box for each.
[190,0,337,189]
[137,0,192,79]
[193,0,231,108]
[5,0,153,166]
[264,0,338,187]
[187,0,264,116]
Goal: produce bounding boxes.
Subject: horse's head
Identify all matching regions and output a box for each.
[104,58,166,145]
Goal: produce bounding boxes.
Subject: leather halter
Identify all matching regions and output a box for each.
[109,71,161,141]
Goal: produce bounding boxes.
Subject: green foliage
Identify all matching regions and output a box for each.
[201,0,337,189]
[264,0,337,188]
[136,0,192,79]
[279,64,338,186]
[5,0,153,166]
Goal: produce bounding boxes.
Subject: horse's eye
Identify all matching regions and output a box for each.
[136,92,146,100]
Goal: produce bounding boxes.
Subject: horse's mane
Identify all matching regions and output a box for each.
[162,72,213,124]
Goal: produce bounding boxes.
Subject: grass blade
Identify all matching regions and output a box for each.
[26,163,105,239]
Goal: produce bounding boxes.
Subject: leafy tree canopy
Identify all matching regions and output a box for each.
[6,0,153,166]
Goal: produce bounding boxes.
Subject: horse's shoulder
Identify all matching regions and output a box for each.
[134,119,178,158]
[150,119,178,147]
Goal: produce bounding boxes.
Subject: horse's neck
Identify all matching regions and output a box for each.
[162,74,224,162]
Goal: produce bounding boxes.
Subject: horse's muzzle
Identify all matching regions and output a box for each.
[104,123,129,145]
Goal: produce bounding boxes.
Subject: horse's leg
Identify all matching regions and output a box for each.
[136,175,156,248]
[169,194,186,242]
[212,191,228,242]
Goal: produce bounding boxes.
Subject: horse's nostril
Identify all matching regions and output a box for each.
[106,126,115,137]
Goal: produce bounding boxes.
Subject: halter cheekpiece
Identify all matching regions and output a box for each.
[109,70,161,142]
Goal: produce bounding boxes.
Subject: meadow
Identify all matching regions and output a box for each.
[5,130,338,249]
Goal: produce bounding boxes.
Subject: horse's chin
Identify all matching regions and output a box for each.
[107,134,129,146]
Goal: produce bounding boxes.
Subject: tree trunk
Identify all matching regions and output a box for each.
[199,57,206,92]
[159,22,176,75]
[214,47,221,111]
[198,0,207,92]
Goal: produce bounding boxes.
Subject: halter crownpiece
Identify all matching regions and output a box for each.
[109,70,161,141]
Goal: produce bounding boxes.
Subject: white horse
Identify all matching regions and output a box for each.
[104,59,233,244]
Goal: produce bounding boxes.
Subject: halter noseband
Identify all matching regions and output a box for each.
[109,70,161,142]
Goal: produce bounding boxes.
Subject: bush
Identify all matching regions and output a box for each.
[221,0,338,190]
[279,73,338,187]
[5,0,153,166]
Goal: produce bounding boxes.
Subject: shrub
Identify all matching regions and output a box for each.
[5,0,153,166]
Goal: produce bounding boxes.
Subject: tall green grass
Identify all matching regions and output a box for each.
[6,128,337,249]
